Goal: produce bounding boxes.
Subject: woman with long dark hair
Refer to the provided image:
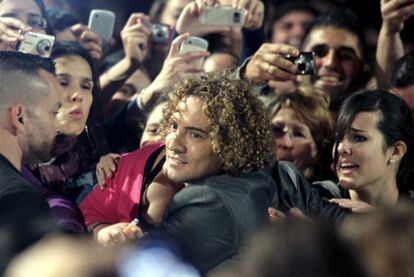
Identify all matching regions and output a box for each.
[318,90,414,211]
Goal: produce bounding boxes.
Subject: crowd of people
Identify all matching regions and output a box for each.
[0,0,414,276]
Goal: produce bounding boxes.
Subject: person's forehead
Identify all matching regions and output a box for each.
[0,0,41,16]
[304,26,362,57]
[277,10,315,24]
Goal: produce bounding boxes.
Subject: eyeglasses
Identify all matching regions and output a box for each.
[1,14,47,30]
[26,15,47,30]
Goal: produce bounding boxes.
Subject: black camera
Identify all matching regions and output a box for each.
[286,52,315,75]
[149,23,172,45]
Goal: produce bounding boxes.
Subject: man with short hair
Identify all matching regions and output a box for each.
[244,9,370,107]
[0,51,61,272]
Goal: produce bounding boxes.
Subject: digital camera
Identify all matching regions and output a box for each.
[199,6,246,27]
[149,23,172,45]
[16,32,55,58]
[286,52,315,75]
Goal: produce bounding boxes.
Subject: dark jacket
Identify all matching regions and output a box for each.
[271,161,349,222]
[0,154,55,273]
[161,167,275,274]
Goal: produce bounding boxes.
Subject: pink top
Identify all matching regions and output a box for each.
[79,142,164,226]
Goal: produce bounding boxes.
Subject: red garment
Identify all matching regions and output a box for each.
[80,142,164,226]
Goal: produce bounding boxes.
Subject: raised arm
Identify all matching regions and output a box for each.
[376,0,414,88]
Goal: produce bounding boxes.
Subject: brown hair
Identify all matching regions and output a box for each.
[265,86,335,181]
[160,71,274,176]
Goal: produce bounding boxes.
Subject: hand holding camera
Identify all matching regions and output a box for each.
[0,16,31,50]
[140,33,208,109]
[196,0,264,30]
[120,13,151,65]
[245,43,303,85]
[175,1,233,37]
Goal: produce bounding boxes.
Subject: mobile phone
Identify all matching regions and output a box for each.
[16,31,55,58]
[88,9,115,45]
[179,36,209,66]
[199,5,246,27]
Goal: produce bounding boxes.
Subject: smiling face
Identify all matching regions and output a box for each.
[335,111,396,191]
[0,0,46,33]
[302,26,365,101]
[272,107,317,170]
[162,96,223,184]
[54,55,93,136]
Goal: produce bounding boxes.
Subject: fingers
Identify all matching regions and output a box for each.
[71,24,103,60]
[96,153,120,189]
[168,33,191,57]
[0,17,30,33]
[268,207,286,222]
[0,17,29,43]
[70,23,87,37]
[125,13,149,28]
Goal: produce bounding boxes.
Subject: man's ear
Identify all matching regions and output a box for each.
[10,105,25,134]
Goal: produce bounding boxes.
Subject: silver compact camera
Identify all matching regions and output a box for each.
[149,23,172,45]
[199,6,246,27]
[286,52,315,75]
[16,32,55,58]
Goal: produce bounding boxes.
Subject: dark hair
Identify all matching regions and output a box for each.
[390,50,414,89]
[148,0,168,23]
[34,0,55,35]
[233,221,367,277]
[300,9,367,62]
[265,0,318,41]
[46,7,80,33]
[335,90,414,195]
[0,51,54,75]
[51,41,109,174]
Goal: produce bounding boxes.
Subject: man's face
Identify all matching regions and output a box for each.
[22,70,61,164]
[271,10,315,49]
[0,0,47,33]
[302,26,365,101]
[162,96,223,183]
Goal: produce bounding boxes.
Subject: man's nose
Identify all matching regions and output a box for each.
[277,132,294,149]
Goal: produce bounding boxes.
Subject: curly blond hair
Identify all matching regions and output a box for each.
[160,71,274,176]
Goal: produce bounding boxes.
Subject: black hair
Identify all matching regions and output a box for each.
[265,0,318,41]
[34,0,55,35]
[300,9,367,62]
[390,50,414,89]
[0,51,54,75]
[51,41,109,175]
[46,7,80,33]
[335,90,414,196]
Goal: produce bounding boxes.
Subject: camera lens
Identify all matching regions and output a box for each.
[297,62,307,73]
[36,39,51,56]
[233,12,240,23]
[151,24,169,44]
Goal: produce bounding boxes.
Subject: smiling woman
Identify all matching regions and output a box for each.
[316,90,414,212]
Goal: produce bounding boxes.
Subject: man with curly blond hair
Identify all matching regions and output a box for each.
[81,70,277,272]
[157,71,276,273]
